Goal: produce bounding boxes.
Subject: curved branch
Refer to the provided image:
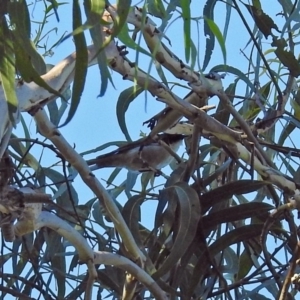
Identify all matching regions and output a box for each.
[94,251,168,300]
[33,109,145,263]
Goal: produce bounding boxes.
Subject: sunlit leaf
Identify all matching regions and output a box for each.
[84,0,112,97]
[180,0,191,62]
[204,17,227,65]
[0,18,18,121]
[146,0,167,19]
[8,0,46,75]
[61,0,88,126]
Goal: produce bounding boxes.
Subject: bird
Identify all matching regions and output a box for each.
[86,133,184,173]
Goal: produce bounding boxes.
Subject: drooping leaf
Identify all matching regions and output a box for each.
[210,64,256,92]
[116,86,144,141]
[13,39,64,100]
[152,182,201,280]
[180,0,191,62]
[61,0,88,126]
[201,158,232,187]
[204,17,227,66]
[84,0,112,97]
[0,18,18,121]
[146,0,167,19]
[236,248,259,280]
[118,23,152,57]
[202,0,217,70]
[44,229,66,298]
[113,0,132,37]
[122,194,145,248]
[223,0,232,41]
[8,0,46,75]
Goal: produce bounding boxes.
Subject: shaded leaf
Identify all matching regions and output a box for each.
[209,224,264,255]
[201,158,232,187]
[44,229,66,298]
[116,86,144,141]
[202,202,273,232]
[201,180,268,213]
[244,4,280,38]
[152,182,201,280]
[122,194,145,248]
[236,249,256,280]
[272,37,300,77]
[202,0,217,70]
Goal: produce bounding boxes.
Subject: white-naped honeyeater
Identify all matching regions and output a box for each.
[86,133,185,173]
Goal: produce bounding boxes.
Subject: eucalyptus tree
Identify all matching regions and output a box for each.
[1,0,300,299]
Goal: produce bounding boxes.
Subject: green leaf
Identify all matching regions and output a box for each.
[13,39,62,101]
[7,2,64,103]
[44,230,66,298]
[62,0,88,126]
[122,194,145,248]
[116,86,144,141]
[0,18,18,121]
[204,17,226,66]
[202,0,217,70]
[236,248,258,280]
[180,0,191,62]
[209,224,264,255]
[118,23,152,57]
[278,120,296,146]
[146,0,167,19]
[84,0,112,97]
[113,0,132,37]
[8,0,46,75]
[210,64,256,91]
[202,202,273,232]
[201,180,268,213]
[47,0,60,21]
[152,182,201,280]
[223,0,232,41]
[9,136,40,171]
